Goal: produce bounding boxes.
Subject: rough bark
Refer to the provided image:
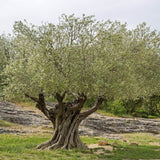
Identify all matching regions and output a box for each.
[25,93,104,150]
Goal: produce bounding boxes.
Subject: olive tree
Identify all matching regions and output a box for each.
[3,14,160,150]
[0,34,13,95]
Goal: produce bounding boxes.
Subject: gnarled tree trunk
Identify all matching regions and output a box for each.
[25,92,104,150]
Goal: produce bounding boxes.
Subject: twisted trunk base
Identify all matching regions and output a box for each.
[36,115,87,150]
[25,93,104,150]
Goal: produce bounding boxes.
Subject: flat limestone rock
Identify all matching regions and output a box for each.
[0,127,27,134]
[81,113,160,135]
[88,143,113,151]
[0,100,50,126]
[1,100,160,137]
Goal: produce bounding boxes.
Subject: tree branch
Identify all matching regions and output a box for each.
[80,96,104,119]
[25,94,39,102]
[25,93,51,120]
[67,101,83,111]
[56,92,66,104]
[55,92,67,120]
[68,94,87,111]
[69,91,78,100]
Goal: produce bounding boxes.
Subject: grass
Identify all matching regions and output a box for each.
[124,132,160,145]
[0,119,16,127]
[0,133,160,160]
[13,101,36,110]
[96,110,134,118]
[0,134,101,160]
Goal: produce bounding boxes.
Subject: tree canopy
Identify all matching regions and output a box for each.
[3,14,160,100]
[0,34,12,93]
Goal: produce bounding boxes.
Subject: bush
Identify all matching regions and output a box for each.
[105,99,127,115]
[132,108,148,118]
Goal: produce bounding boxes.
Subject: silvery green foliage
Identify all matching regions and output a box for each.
[3,14,160,100]
[0,34,13,92]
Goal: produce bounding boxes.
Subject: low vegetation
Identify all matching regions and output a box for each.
[0,119,16,127]
[0,133,160,160]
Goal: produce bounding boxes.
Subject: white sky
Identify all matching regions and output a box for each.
[0,0,160,34]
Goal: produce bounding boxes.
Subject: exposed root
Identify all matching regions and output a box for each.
[36,132,88,150]
[36,140,53,150]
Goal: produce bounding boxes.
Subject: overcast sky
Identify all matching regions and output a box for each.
[0,0,160,34]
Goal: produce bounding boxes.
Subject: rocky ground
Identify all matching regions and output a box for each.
[0,100,49,126]
[0,100,160,139]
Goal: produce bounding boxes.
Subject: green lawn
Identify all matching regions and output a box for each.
[0,133,160,160]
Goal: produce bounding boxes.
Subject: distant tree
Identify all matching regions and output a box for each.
[145,95,160,115]
[123,98,143,115]
[0,34,12,96]
[3,14,160,150]
[122,22,160,115]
